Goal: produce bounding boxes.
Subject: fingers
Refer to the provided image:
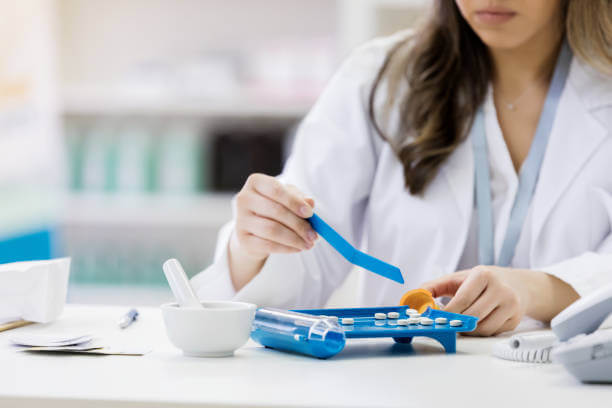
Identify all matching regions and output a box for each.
[304,197,315,208]
[286,184,315,209]
[444,267,491,314]
[242,215,313,251]
[248,174,314,218]
[462,290,498,321]
[446,266,524,336]
[243,191,317,245]
[420,270,469,298]
[466,304,517,337]
[496,314,522,334]
[236,232,301,256]
[235,174,319,257]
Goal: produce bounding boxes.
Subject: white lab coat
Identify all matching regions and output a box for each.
[192,32,612,309]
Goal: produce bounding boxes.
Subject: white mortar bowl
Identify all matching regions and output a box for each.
[161,301,257,357]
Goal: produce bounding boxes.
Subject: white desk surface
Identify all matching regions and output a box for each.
[1,305,610,408]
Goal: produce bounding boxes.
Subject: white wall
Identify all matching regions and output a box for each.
[58,0,339,87]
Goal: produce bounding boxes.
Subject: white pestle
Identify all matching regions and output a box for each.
[163,259,204,308]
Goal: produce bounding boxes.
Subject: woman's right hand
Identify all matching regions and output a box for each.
[228,174,318,289]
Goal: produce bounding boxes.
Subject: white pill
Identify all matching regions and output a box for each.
[387,312,400,319]
[398,319,409,326]
[420,317,434,326]
[409,313,421,319]
[375,321,385,326]
[450,319,463,327]
[341,318,354,325]
[405,309,418,316]
[407,317,420,325]
[327,316,339,323]
[375,313,387,320]
[435,317,448,325]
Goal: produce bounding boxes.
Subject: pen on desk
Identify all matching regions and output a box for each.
[118,308,139,329]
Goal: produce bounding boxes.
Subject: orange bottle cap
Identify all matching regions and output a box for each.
[399,288,438,314]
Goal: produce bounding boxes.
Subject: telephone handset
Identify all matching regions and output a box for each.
[551,283,612,383]
[493,283,612,383]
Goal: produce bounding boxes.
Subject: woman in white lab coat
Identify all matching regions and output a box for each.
[193,0,612,335]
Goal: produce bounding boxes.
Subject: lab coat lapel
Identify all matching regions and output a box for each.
[440,136,474,270]
[441,137,474,222]
[531,63,609,245]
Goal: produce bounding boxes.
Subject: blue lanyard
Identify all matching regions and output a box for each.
[472,41,572,267]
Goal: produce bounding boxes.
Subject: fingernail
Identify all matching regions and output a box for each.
[300,205,312,217]
[307,230,317,242]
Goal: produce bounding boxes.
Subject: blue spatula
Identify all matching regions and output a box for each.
[307,213,404,284]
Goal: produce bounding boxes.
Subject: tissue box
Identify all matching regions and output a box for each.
[0,258,71,323]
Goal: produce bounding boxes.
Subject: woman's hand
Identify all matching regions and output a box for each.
[421,266,529,336]
[228,174,318,290]
[421,265,580,336]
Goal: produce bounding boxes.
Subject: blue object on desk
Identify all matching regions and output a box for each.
[307,213,404,284]
[251,308,346,359]
[118,308,139,329]
[250,306,478,359]
[0,228,54,264]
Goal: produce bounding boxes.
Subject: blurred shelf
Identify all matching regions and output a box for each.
[62,94,313,120]
[67,284,173,306]
[61,192,234,227]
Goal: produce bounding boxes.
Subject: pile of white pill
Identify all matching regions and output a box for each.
[420,317,434,325]
[405,309,421,318]
[336,310,464,329]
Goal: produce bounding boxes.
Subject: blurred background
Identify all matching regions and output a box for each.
[0,0,427,306]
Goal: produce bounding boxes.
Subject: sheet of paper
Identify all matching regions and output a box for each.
[20,345,152,356]
[10,332,93,347]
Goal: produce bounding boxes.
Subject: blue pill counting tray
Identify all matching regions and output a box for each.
[250,305,478,359]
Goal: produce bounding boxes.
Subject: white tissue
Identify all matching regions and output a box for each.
[0,258,71,323]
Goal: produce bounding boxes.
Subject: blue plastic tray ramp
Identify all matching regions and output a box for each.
[250,306,478,359]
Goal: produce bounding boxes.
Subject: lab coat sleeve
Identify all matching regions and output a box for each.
[541,237,612,298]
[191,35,405,308]
[541,251,612,297]
[541,189,612,297]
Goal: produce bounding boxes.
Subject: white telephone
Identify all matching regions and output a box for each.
[493,283,612,383]
[550,283,612,383]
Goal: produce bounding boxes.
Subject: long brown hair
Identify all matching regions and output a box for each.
[369,0,612,195]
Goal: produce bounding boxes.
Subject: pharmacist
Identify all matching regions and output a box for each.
[192,0,612,336]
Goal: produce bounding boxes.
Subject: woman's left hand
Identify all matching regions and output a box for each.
[421,265,531,336]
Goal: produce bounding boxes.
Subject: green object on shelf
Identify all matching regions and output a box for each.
[66,123,85,191]
[104,136,119,192]
[145,135,159,193]
[158,122,201,194]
